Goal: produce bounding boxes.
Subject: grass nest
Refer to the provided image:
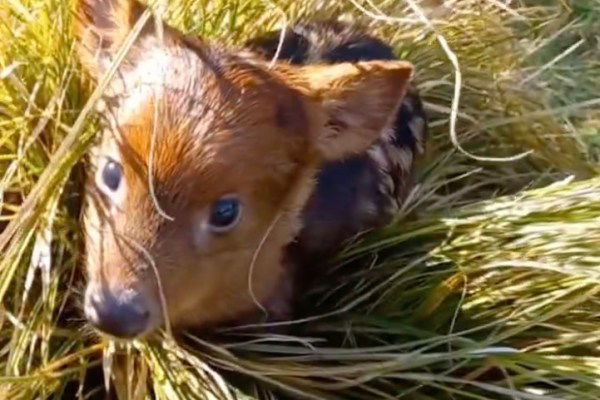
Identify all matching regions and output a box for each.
[1,0,600,399]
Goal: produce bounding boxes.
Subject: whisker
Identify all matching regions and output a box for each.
[117,233,173,338]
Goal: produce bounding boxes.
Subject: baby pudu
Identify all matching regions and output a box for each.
[76,0,415,338]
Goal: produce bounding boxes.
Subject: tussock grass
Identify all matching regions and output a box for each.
[1,0,600,398]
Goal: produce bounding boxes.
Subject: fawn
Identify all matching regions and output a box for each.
[76,0,427,338]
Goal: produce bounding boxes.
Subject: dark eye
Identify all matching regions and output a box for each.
[208,197,241,233]
[101,159,122,192]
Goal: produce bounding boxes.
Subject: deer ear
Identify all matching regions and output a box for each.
[300,61,413,161]
[74,0,151,78]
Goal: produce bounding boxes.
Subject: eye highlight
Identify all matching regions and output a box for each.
[208,196,241,233]
[101,159,123,192]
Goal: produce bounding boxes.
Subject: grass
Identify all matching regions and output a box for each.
[1,0,600,398]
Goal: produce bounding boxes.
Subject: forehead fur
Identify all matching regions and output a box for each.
[98,37,311,196]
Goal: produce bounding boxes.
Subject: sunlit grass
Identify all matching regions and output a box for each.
[1,0,600,398]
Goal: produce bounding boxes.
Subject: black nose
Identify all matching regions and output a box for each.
[85,288,150,338]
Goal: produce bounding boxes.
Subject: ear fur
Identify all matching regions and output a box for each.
[300,61,414,161]
[74,0,150,77]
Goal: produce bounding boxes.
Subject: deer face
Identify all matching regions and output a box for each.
[76,0,413,338]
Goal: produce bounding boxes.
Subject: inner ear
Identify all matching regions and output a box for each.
[75,0,152,77]
[274,93,311,137]
[275,102,295,129]
[298,61,414,161]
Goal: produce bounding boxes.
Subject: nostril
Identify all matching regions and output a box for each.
[85,289,151,338]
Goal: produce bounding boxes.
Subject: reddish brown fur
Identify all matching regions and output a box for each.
[76,0,413,335]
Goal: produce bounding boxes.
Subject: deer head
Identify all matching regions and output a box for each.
[76,0,413,338]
